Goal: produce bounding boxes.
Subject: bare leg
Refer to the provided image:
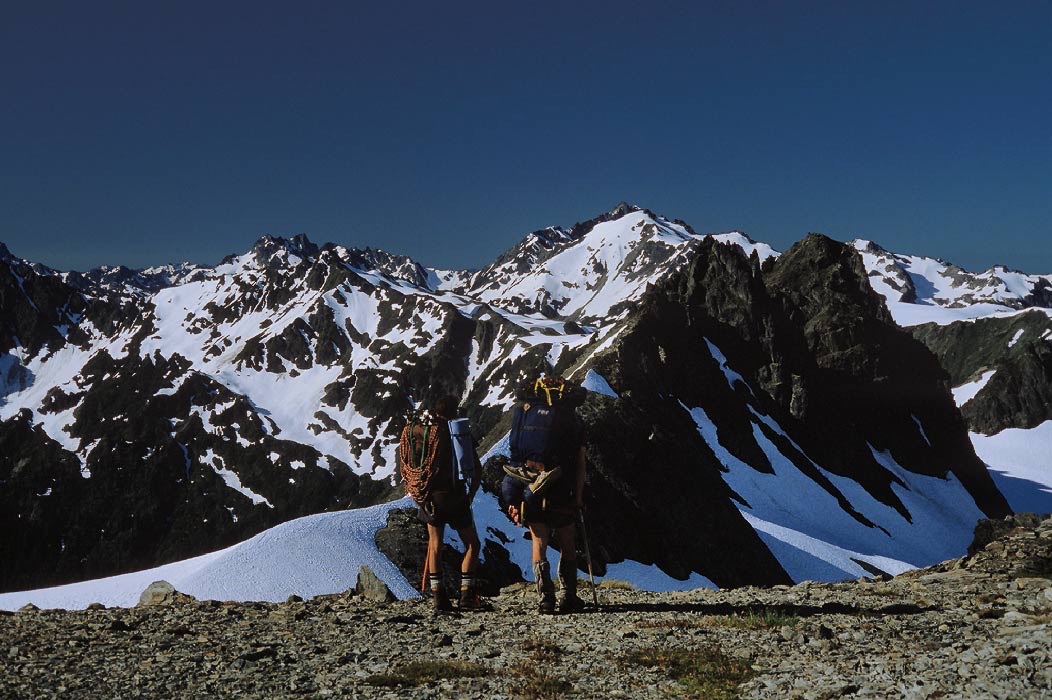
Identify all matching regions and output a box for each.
[454,525,483,609]
[457,526,480,574]
[555,523,582,611]
[530,522,550,564]
[555,523,577,567]
[529,522,555,613]
[426,523,444,574]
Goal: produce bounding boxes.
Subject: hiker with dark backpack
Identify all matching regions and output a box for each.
[398,395,484,613]
[501,376,588,614]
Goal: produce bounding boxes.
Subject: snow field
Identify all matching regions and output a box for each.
[971,422,1052,515]
[0,500,419,611]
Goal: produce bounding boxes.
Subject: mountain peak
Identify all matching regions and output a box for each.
[852,239,890,255]
[607,201,642,219]
[251,233,320,260]
[345,246,431,287]
[216,234,322,269]
[0,242,11,260]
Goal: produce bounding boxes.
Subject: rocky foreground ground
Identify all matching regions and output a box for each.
[2,515,1050,699]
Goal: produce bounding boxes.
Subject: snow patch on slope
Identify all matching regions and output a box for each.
[971,422,1052,515]
[854,239,1052,327]
[708,232,779,263]
[952,370,996,407]
[705,338,750,392]
[0,500,418,611]
[886,303,1034,328]
[581,369,618,398]
[685,403,985,582]
[202,450,273,508]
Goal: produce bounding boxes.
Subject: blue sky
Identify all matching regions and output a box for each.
[1,1,1049,273]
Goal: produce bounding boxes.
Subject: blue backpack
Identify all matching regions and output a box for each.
[510,402,561,469]
[448,418,477,487]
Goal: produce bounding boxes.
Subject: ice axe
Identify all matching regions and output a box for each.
[578,510,599,609]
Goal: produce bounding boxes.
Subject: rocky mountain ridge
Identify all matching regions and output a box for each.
[0,205,1022,596]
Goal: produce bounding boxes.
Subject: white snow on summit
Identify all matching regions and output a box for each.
[462,208,779,323]
[853,239,1052,327]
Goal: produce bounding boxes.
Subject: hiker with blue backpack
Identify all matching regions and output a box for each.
[501,375,588,614]
[398,395,484,613]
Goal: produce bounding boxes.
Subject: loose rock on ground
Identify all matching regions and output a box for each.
[2,515,1050,699]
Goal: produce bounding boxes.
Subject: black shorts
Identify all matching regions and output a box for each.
[524,503,576,529]
[523,488,577,529]
[501,474,577,529]
[417,489,474,531]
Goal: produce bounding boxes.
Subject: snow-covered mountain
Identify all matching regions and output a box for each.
[450,203,776,322]
[853,239,1052,326]
[854,239,1052,517]
[0,207,1019,599]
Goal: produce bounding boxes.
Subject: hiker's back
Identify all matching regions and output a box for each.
[399,410,454,504]
[510,400,579,470]
[504,377,586,515]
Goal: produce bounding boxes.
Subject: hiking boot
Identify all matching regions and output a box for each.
[539,589,556,614]
[528,466,563,496]
[503,464,535,482]
[558,562,584,614]
[458,587,487,612]
[534,561,556,615]
[432,587,452,615]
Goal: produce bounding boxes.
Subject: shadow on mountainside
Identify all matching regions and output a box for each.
[987,469,1052,516]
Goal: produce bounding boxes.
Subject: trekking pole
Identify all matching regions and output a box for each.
[420,548,430,594]
[578,511,599,609]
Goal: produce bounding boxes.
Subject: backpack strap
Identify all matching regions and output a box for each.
[534,378,565,406]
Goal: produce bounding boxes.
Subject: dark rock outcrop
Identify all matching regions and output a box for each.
[762,236,1008,519]
[374,508,523,596]
[547,235,1008,588]
[912,310,1052,434]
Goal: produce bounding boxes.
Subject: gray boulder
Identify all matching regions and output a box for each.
[137,580,195,607]
[354,566,395,603]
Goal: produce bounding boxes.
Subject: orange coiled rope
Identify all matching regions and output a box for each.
[399,418,443,505]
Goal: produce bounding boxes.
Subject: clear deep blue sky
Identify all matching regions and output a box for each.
[2,1,1050,273]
